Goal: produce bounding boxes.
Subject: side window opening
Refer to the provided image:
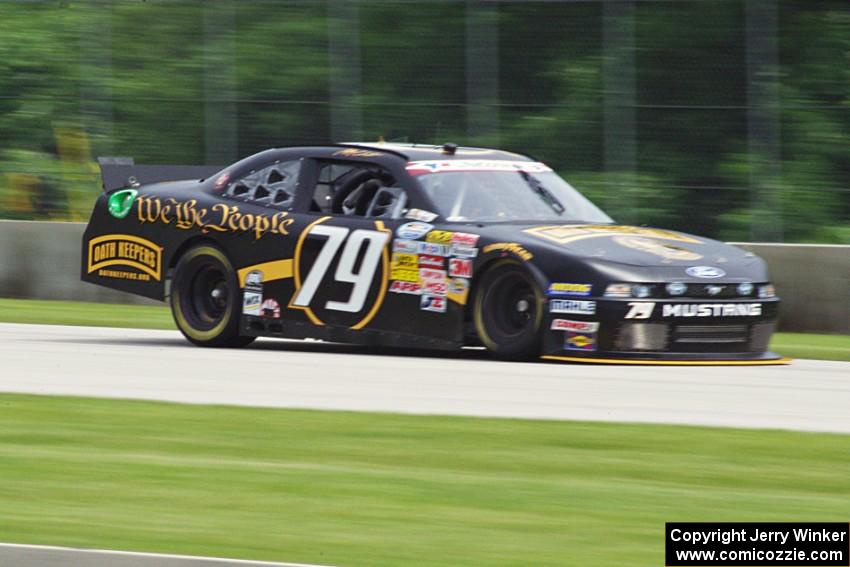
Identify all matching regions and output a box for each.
[225,160,300,209]
[309,161,406,218]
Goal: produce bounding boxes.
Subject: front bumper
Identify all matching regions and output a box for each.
[541,296,786,364]
[542,353,791,365]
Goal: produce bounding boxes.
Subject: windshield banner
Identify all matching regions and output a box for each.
[406,160,553,176]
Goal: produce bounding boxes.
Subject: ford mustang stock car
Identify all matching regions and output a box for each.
[82,143,787,365]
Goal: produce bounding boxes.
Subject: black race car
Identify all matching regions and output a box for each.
[82,143,787,365]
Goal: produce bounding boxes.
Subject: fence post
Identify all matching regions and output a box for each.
[746,0,783,242]
[602,0,637,223]
[466,1,500,147]
[79,0,114,157]
[328,0,363,142]
[203,1,238,165]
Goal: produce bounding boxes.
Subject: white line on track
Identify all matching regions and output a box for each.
[0,323,848,433]
[0,542,334,566]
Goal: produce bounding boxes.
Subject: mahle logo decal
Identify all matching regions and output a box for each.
[88,234,162,281]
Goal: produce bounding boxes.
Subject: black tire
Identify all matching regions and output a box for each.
[473,260,545,361]
[170,244,255,348]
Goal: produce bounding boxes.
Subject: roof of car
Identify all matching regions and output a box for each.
[339,142,534,162]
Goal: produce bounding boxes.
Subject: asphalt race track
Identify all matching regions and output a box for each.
[0,544,329,567]
[0,323,847,433]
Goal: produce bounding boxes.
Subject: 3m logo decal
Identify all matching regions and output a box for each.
[87,234,162,281]
[448,258,473,278]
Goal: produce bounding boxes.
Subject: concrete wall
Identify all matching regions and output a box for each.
[0,220,159,305]
[732,243,850,334]
[0,221,846,333]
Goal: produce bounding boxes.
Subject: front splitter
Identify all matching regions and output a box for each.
[541,355,792,366]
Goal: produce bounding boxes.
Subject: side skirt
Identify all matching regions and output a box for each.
[241,316,461,351]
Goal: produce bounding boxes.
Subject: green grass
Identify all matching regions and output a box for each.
[0,298,847,361]
[0,298,175,329]
[770,333,850,362]
[1,394,849,566]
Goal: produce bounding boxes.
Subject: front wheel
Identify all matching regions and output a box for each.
[473,260,545,361]
[170,244,255,348]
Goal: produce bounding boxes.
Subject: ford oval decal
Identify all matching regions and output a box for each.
[685,266,726,279]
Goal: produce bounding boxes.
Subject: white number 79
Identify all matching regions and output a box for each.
[292,225,389,313]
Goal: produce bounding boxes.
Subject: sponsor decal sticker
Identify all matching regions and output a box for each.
[419,268,447,282]
[420,294,447,313]
[393,239,419,253]
[448,258,473,278]
[405,160,553,176]
[482,242,533,261]
[87,234,162,282]
[390,267,420,282]
[451,232,480,246]
[418,242,451,256]
[243,291,262,316]
[261,298,281,318]
[391,252,418,270]
[547,282,592,297]
[404,208,438,222]
[136,195,294,240]
[418,254,444,269]
[685,266,726,279]
[244,270,264,287]
[612,235,702,261]
[243,269,264,316]
[422,279,448,296]
[450,245,478,258]
[389,280,422,295]
[662,303,762,317]
[549,299,596,315]
[426,230,453,244]
[396,222,433,240]
[551,319,600,333]
[447,277,470,305]
[565,332,597,351]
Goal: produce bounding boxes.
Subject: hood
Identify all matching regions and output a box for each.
[520,224,753,265]
[478,223,769,282]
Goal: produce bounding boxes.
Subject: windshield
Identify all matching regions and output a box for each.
[410,161,613,223]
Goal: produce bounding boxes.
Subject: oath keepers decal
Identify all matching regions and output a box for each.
[87,234,162,281]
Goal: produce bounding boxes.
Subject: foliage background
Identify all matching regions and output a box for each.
[0,0,847,243]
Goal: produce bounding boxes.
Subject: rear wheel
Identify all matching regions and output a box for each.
[473,260,544,360]
[170,245,255,348]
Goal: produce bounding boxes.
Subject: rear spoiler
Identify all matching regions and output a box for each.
[97,157,224,192]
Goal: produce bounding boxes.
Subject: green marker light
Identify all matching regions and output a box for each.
[108,189,138,219]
